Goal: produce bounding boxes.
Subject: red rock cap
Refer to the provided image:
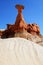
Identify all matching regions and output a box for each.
[15,4,24,10]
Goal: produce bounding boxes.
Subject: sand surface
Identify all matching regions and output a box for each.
[0,38,43,65]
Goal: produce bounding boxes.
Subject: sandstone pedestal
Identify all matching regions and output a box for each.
[15,4,27,32]
[1,4,40,39]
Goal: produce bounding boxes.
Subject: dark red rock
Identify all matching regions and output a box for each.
[27,23,40,35]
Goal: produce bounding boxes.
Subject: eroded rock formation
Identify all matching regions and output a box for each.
[1,4,40,38]
[27,23,40,35]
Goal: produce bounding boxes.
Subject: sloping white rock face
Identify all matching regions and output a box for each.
[0,38,43,65]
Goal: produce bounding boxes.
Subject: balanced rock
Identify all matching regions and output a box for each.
[1,4,40,39]
[15,4,27,32]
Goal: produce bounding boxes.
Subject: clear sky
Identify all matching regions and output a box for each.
[0,0,43,35]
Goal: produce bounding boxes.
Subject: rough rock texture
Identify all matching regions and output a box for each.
[15,31,42,43]
[27,23,40,35]
[0,31,2,37]
[1,29,15,38]
[0,30,4,38]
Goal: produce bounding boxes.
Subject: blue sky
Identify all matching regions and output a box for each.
[0,0,43,35]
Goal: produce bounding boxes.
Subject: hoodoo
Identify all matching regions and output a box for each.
[6,4,27,32]
[15,4,27,32]
[1,4,40,38]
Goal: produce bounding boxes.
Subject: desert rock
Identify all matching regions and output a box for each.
[1,4,41,41]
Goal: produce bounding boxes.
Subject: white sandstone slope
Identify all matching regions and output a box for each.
[0,38,43,65]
